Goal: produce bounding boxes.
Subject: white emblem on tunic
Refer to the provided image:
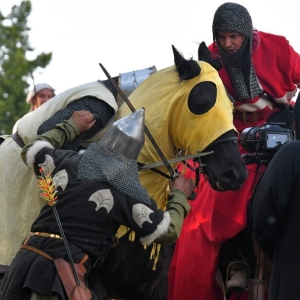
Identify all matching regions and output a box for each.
[132,204,153,228]
[88,189,114,213]
[53,169,68,191]
[38,154,56,175]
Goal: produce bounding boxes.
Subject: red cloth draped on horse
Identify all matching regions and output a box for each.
[168,161,263,300]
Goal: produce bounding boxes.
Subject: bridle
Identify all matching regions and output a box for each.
[139,135,239,181]
[181,135,239,199]
[207,136,238,148]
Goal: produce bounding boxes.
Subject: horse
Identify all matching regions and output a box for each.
[87,42,248,300]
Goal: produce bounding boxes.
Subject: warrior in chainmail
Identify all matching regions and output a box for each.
[212,2,262,100]
[210,4,300,293]
[168,3,300,299]
[0,66,157,278]
[0,109,193,300]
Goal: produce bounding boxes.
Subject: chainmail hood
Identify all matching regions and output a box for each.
[212,2,262,100]
[77,142,152,205]
[213,2,253,40]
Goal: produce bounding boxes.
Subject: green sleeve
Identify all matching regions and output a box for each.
[21,119,80,165]
[154,190,191,245]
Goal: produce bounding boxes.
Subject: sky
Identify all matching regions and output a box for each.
[1,0,300,96]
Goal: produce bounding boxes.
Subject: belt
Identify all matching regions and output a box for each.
[26,232,118,247]
[21,244,54,261]
[22,233,89,265]
[234,110,275,124]
[29,232,62,239]
[21,244,89,265]
[12,131,25,148]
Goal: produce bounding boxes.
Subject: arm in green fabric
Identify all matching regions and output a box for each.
[155,190,191,245]
[21,119,80,165]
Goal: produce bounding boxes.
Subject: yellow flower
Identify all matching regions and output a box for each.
[37,168,58,206]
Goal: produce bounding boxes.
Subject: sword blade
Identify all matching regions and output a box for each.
[138,151,213,171]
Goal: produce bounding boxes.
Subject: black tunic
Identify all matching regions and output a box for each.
[0,146,167,300]
[250,140,300,299]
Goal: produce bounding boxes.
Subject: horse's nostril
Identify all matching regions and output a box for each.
[232,171,239,180]
[216,170,240,190]
[223,170,238,181]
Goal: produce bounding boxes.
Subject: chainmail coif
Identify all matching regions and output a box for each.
[212,2,262,100]
[37,97,115,151]
[77,142,152,205]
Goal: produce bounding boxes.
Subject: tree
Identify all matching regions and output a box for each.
[0,1,52,134]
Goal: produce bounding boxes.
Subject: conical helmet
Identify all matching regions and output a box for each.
[101,108,145,160]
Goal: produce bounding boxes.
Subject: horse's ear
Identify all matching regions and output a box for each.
[172,45,200,81]
[172,45,185,68]
[198,42,211,62]
[198,41,222,71]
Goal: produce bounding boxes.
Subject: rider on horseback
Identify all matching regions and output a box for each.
[209,1,300,295]
[168,3,300,300]
[0,109,194,300]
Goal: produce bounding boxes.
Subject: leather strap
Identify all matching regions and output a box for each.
[79,254,89,265]
[248,247,266,300]
[258,250,265,281]
[21,244,53,260]
[22,234,89,265]
[12,131,25,148]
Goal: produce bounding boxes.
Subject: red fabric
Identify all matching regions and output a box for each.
[167,168,223,300]
[168,164,261,300]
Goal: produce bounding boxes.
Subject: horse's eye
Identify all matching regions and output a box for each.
[188,82,217,115]
[195,103,204,111]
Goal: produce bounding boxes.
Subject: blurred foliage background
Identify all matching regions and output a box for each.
[0,1,52,134]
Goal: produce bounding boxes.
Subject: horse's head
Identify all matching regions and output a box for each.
[171,42,247,191]
[198,130,246,190]
[117,42,246,207]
